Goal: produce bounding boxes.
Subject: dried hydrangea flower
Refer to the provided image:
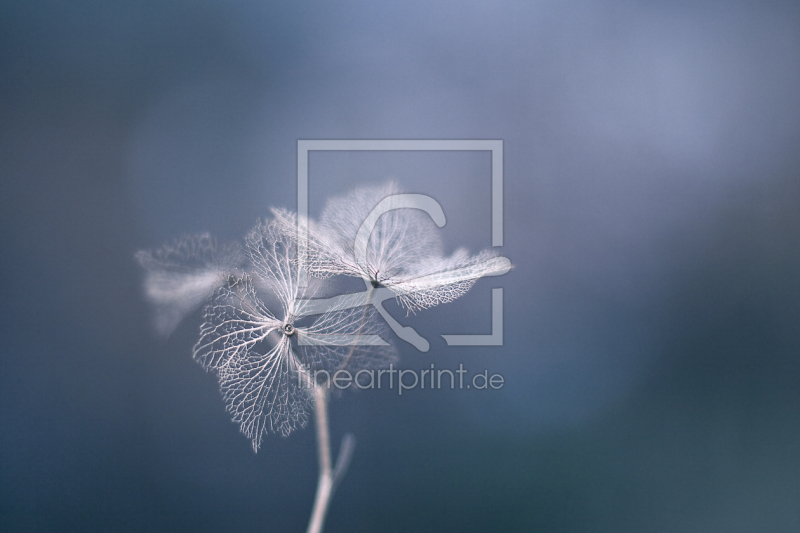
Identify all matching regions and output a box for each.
[294,181,511,313]
[192,218,394,450]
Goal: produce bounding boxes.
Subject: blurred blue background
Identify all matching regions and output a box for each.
[2,1,799,531]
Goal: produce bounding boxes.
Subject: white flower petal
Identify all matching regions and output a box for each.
[135,234,243,335]
[217,337,310,450]
[193,276,280,371]
[313,181,444,282]
[392,250,512,312]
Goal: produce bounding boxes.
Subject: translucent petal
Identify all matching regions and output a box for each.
[296,304,396,378]
[392,250,512,312]
[193,276,281,371]
[217,336,311,450]
[314,181,444,282]
[135,234,243,336]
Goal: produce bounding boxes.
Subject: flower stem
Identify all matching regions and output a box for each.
[306,386,355,533]
[307,287,375,533]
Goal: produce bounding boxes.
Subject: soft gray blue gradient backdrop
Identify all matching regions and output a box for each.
[2,1,799,531]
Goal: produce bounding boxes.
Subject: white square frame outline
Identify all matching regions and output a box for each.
[297,139,504,346]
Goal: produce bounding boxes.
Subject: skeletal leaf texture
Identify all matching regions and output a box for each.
[312,181,443,284]
[297,181,512,312]
[392,249,512,312]
[193,218,395,451]
[135,234,243,336]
